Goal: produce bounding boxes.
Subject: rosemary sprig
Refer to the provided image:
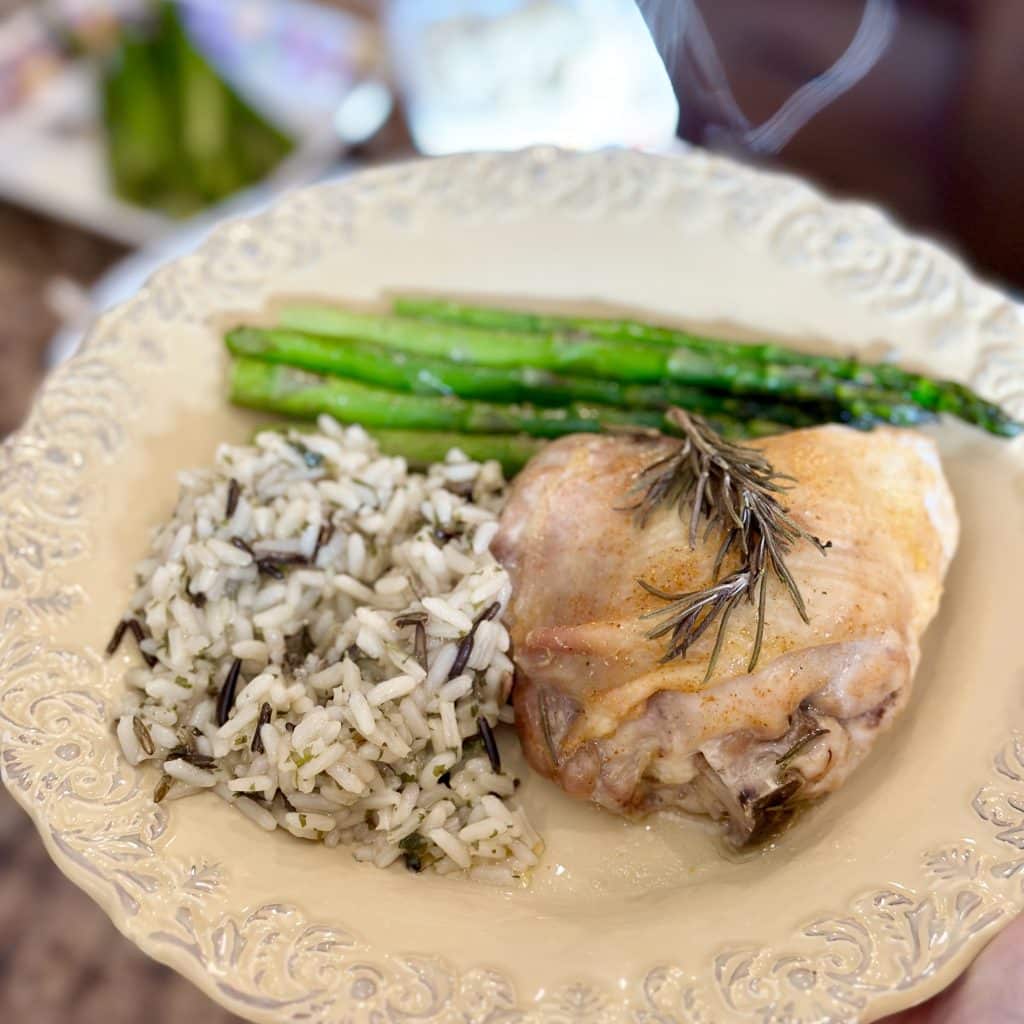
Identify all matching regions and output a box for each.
[776,727,830,768]
[629,408,830,680]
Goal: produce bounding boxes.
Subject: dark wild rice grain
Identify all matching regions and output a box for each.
[132,715,155,756]
[167,753,218,772]
[450,632,474,679]
[230,536,255,556]
[312,521,335,562]
[168,745,218,769]
[153,774,172,803]
[251,702,273,753]
[216,658,243,727]
[105,619,128,656]
[448,601,502,680]
[184,753,218,769]
[226,478,240,519]
[474,601,502,626]
[256,559,285,580]
[394,611,428,628]
[126,618,158,667]
[414,622,427,669]
[256,551,308,566]
[477,716,501,773]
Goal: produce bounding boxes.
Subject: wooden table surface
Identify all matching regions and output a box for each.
[0,203,123,435]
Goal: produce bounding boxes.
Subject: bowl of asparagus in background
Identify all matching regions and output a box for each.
[100,0,295,219]
[0,0,381,245]
[225,293,1020,473]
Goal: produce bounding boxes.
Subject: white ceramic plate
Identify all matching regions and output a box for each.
[3,148,1024,1024]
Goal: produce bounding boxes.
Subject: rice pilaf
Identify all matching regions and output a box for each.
[114,417,540,883]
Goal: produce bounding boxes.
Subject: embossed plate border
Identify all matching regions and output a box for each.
[2,148,1024,1024]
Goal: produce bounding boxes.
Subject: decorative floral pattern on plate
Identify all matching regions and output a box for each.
[1,148,1023,1023]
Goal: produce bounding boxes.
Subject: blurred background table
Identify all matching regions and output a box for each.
[0,203,123,436]
[1,1,1023,1020]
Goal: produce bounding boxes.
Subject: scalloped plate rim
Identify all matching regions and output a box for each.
[2,146,1024,1024]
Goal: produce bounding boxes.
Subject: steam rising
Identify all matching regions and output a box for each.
[637,0,898,154]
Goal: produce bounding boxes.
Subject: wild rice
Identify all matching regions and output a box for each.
[153,774,172,803]
[216,658,243,726]
[478,716,501,773]
[106,618,128,656]
[132,715,155,756]
[126,617,158,668]
[114,418,539,880]
[251,702,272,753]
[226,477,241,519]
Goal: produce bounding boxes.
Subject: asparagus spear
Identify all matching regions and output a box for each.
[227,326,822,428]
[229,359,788,439]
[255,424,545,476]
[276,305,935,429]
[394,296,1021,437]
[366,429,551,475]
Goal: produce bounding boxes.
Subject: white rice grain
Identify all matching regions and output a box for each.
[164,759,218,788]
[234,797,278,831]
[116,716,144,766]
[428,828,471,869]
[422,596,472,632]
[367,675,418,706]
[348,691,376,737]
[232,639,269,663]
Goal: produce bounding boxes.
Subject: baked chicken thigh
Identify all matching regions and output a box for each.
[495,425,958,844]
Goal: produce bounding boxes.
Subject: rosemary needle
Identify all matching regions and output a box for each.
[628,408,830,680]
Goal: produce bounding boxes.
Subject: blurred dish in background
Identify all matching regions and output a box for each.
[0,0,387,245]
[36,0,682,366]
[384,0,678,154]
[101,2,297,219]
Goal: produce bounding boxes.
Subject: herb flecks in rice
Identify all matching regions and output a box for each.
[115,418,539,883]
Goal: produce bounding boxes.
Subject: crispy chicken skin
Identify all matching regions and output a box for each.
[495,426,958,843]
